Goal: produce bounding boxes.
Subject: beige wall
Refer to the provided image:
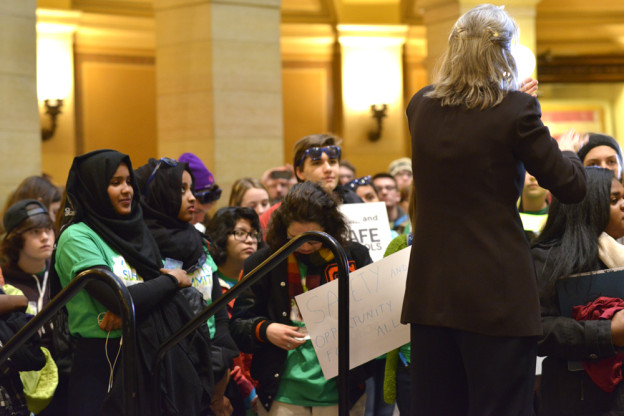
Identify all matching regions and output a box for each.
[77,55,157,170]
[282,62,334,165]
[0,1,40,209]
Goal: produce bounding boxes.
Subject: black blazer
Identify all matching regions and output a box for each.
[401,85,587,337]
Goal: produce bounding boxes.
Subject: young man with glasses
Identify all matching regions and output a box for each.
[372,173,410,235]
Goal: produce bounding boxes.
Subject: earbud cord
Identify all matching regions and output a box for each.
[97,312,123,392]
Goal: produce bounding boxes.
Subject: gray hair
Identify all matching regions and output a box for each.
[426,4,519,110]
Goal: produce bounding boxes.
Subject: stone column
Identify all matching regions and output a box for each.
[0,1,40,207]
[153,0,283,204]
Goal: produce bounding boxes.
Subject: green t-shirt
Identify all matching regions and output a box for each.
[274,323,338,407]
[55,222,144,339]
[56,223,221,339]
[274,261,337,407]
[187,246,218,337]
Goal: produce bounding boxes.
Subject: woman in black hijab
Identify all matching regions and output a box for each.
[135,157,239,415]
[54,149,214,415]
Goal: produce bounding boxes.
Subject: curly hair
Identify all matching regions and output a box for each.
[265,182,348,251]
[205,206,260,266]
[0,212,54,266]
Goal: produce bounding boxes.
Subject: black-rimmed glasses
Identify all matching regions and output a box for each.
[297,145,341,167]
[229,228,261,243]
[346,175,372,191]
[144,157,178,199]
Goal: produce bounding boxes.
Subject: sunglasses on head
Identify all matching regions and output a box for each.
[195,184,222,204]
[144,157,178,199]
[297,145,341,167]
[346,175,372,191]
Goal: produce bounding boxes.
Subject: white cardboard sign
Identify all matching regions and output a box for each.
[339,202,393,262]
[295,246,411,379]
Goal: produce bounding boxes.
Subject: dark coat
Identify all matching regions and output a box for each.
[230,242,373,411]
[532,245,624,415]
[401,85,587,337]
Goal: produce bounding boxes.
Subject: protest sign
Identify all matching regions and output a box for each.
[295,246,410,379]
[339,202,393,262]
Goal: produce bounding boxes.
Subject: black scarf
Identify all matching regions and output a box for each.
[63,149,163,280]
[134,158,205,271]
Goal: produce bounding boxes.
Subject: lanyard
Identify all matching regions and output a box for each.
[32,270,48,313]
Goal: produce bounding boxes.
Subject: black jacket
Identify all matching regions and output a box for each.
[402,85,586,337]
[230,242,373,411]
[532,245,624,416]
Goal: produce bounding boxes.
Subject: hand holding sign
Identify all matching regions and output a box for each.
[267,323,306,351]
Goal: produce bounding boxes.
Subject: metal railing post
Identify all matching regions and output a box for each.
[151,231,352,415]
[0,267,137,416]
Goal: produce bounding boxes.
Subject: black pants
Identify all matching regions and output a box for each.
[68,337,122,416]
[410,324,537,416]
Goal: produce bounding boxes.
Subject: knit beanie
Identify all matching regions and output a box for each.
[178,153,215,191]
[388,157,412,177]
[577,133,624,166]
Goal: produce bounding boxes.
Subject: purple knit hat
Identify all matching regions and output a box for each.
[178,153,215,191]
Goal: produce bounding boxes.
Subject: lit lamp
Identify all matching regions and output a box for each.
[37,29,73,141]
[339,26,405,144]
[369,104,388,142]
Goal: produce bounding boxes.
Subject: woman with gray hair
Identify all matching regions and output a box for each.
[402,4,587,415]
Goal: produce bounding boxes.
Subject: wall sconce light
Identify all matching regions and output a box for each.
[368,104,387,142]
[40,99,64,141]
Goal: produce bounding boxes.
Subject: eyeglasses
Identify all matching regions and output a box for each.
[346,175,372,191]
[229,228,261,243]
[144,157,178,199]
[375,184,397,192]
[195,184,222,204]
[297,145,341,167]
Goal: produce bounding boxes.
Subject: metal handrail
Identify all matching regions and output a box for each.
[0,267,137,416]
[152,231,352,415]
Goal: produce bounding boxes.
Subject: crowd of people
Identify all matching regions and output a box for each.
[0,132,414,416]
[3,3,624,416]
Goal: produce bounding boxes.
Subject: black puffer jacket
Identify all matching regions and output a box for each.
[230,242,373,411]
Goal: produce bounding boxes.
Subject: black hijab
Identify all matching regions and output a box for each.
[134,158,205,271]
[63,149,163,280]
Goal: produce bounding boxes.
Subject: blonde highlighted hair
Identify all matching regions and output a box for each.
[426,4,519,110]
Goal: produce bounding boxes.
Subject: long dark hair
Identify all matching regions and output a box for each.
[206,206,260,266]
[266,181,348,251]
[531,167,613,302]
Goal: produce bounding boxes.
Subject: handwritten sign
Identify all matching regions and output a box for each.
[295,246,411,379]
[339,202,393,262]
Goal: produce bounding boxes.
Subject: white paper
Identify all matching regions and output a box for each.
[295,246,411,379]
[339,202,393,262]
